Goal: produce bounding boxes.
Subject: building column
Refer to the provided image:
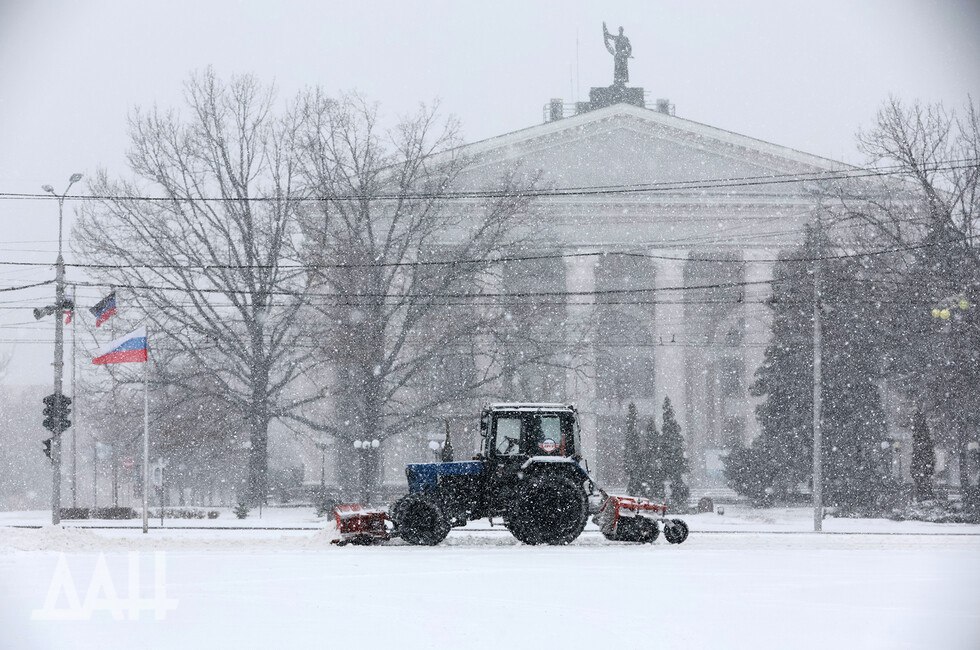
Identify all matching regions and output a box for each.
[564,250,599,469]
[652,249,689,444]
[743,248,774,445]
[473,262,504,391]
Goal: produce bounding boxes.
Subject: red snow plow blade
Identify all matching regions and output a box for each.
[594,493,689,544]
[330,504,391,546]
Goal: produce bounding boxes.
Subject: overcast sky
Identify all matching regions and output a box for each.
[1,0,979,385]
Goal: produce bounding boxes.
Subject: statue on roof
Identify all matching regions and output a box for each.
[603,22,633,86]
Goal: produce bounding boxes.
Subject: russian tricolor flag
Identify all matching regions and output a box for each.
[90,291,117,328]
[92,327,148,365]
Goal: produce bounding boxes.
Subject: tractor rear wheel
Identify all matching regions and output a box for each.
[392,494,450,546]
[508,474,588,546]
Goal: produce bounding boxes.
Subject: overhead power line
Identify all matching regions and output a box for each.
[64,278,777,299]
[0,158,975,203]
[0,228,973,274]
[0,279,55,293]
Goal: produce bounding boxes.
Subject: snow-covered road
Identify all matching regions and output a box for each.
[2,526,979,649]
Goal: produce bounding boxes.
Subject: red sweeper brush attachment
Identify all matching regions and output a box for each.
[594,493,689,544]
[331,504,391,546]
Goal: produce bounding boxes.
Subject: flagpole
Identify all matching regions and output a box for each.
[142,329,150,534]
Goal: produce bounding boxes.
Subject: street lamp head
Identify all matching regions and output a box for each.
[371,439,380,449]
[69,173,83,183]
[42,185,55,194]
[353,440,362,449]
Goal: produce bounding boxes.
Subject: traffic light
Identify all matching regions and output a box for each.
[42,393,72,434]
[42,438,53,461]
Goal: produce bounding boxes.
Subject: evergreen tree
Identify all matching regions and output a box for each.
[233,499,250,519]
[723,441,781,505]
[728,224,887,508]
[641,417,664,498]
[623,403,643,494]
[660,397,689,506]
[910,409,935,502]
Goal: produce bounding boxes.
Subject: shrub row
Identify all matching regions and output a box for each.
[59,507,137,520]
[146,508,220,519]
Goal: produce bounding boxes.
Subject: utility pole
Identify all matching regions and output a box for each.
[71,283,78,507]
[812,221,823,533]
[43,173,82,525]
[93,437,98,510]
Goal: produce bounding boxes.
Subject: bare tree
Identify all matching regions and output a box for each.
[293,92,555,497]
[79,356,245,507]
[828,97,980,487]
[833,97,979,253]
[73,70,322,504]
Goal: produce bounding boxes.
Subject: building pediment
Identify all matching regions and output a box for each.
[456,103,846,198]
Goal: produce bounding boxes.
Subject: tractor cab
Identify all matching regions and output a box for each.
[478,403,583,518]
[479,402,581,460]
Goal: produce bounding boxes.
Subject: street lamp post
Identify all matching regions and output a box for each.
[812,227,824,533]
[931,294,976,493]
[314,437,332,490]
[968,441,980,487]
[893,440,903,480]
[353,439,380,505]
[42,173,82,525]
[880,440,893,477]
[879,439,904,479]
[428,439,444,462]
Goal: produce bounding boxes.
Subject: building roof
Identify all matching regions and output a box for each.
[464,102,845,171]
[451,102,853,200]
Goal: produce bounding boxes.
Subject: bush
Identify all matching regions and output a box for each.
[696,497,714,514]
[146,507,218,519]
[835,494,980,524]
[315,491,339,518]
[91,507,138,520]
[59,507,90,520]
[963,485,980,519]
[723,443,780,505]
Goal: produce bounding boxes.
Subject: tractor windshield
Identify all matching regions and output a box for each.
[493,415,522,455]
[488,410,577,457]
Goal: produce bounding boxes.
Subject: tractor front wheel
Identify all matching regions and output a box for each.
[392,494,450,546]
[508,474,588,546]
[663,518,689,544]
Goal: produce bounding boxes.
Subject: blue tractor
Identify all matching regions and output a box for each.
[378,402,689,546]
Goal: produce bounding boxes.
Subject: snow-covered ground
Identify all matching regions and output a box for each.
[2,507,978,649]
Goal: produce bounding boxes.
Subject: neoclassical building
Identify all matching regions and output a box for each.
[292,97,853,496]
[430,101,842,491]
